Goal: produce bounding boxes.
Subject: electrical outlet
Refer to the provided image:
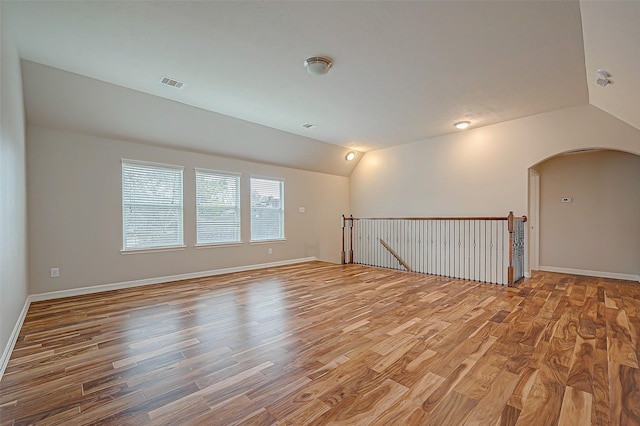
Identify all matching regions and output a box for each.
[50,267,60,278]
[268,248,273,255]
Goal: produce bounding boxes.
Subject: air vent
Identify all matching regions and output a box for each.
[302,123,317,129]
[160,76,185,89]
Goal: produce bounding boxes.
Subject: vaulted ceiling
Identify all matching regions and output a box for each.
[580,1,640,132]
[4,1,639,174]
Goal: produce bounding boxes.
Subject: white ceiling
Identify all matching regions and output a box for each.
[5,0,592,152]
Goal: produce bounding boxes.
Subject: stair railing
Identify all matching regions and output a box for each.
[341,212,527,287]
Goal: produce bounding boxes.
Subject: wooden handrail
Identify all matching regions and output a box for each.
[379,239,412,272]
[344,216,527,221]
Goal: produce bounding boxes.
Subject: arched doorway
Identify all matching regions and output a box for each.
[528,149,640,281]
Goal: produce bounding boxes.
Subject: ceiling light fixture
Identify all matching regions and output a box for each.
[454,121,471,130]
[596,69,610,87]
[345,151,356,161]
[304,57,332,76]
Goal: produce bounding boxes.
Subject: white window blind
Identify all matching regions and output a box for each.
[122,160,184,251]
[250,177,284,241]
[196,169,241,245]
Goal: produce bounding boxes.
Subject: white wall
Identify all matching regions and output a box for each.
[351,104,640,218]
[27,126,349,295]
[536,150,640,277]
[0,5,29,369]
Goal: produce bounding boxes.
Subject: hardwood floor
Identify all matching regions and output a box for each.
[1,261,639,425]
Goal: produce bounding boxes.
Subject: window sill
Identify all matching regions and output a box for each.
[250,239,287,245]
[121,245,186,255]
[194,242,243,249]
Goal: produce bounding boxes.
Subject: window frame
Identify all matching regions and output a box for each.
[250,175,285,243]
[121,159,185,253]
[195,168,242,247]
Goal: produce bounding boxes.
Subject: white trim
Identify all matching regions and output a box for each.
[538,265,640,282]
[0,298,31,380]
[28,257,318,303]
[122,160,185,251]
[195,167,241,177]
[195,169,242,246]
[121,245,187,255]
[528,169,540,271]
[121,158,184,170]
[250,176,285,241]
[194,242,243,249]
[250,174,285,182]
[250,239,287,244]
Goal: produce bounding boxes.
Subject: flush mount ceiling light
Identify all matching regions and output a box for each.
[596,69,611,87]
[304,57,332,76]
[454,121,471,130]
[345,151,356,161]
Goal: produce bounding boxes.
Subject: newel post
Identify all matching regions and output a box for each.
[349,215,354,264]
[341,215,346,264]
[507,211,515,287]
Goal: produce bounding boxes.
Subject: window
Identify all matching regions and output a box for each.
[122,160,184,251]
[195,169,241,245]
[250,177,284,241]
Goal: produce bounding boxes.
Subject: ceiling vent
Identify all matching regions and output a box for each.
[160,76,185,89]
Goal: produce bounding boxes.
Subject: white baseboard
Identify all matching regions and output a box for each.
[538,265,640,283]
[0,297,31,380]
[29,257,318,302]
[1,257,318,380]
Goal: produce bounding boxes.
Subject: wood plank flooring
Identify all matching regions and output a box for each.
[1,261,639,425]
